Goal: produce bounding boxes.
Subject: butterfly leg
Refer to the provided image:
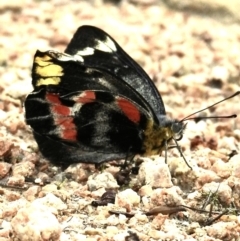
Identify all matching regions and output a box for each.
[171,139,192,169]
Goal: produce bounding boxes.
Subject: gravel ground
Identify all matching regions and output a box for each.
[1,0,240,240]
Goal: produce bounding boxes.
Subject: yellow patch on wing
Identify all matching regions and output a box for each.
[36,77,61,86]
[34,53,63,86]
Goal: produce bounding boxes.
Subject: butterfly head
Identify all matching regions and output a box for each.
[142,115,186,156]
[157,115,186,141]
[170,120,187,141]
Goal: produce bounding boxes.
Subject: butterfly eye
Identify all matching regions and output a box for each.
[171,121,186,140]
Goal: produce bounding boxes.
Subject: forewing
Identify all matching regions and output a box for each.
[64,25,166,118]
[32,50,156,120]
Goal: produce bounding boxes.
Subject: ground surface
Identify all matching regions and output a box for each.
[1,0,240,240]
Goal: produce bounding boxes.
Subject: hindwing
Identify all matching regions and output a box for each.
[25,86,149,166]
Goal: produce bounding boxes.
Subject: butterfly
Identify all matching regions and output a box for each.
[25,25,238,169]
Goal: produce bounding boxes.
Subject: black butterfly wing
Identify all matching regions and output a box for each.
[64,25,166,120]
[25,26,169,167]
[31,50,155,118]
[25,86,149,166]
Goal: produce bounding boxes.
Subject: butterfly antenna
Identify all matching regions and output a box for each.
[180,91,240,122]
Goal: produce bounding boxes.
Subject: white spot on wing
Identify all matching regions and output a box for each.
[72,54,84,62]
[95,36,117,52]
[49,51,84,62]
[77,47,94,56]
[71,103,82,114]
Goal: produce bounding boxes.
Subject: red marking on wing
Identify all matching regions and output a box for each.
[56,117,77,141]
[46,93,77,141]
[52,105,71,115]
[117,97,141,123]
[46,93,61,104]
[46,93,71,115]
[74,90,96,103]
[61,129,77,141]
